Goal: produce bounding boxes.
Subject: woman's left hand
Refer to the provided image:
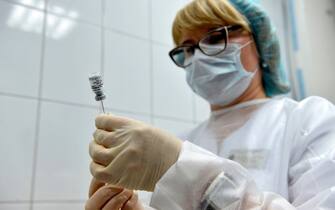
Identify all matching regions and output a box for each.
[85,178,144,210]
[89,114,182,191]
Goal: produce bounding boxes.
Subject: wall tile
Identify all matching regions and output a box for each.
[34,101,96,200]
[0,203,30,210]
[104,30,151,115]
[0,2,43,97]
[152,44,194,121]
[0,96,37,201]
[151,0,187,45]
[5,0,45,9]
[47,0,101,25]
[42,15,101,105]
[104,0,149,39]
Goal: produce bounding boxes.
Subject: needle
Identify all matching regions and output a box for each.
[101,100,105,113]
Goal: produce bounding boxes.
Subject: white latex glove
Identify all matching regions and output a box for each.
[89,114,182,191]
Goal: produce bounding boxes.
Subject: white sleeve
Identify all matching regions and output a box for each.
[150,141,294,210]
[287,97,335,209]
[150,97,335,210]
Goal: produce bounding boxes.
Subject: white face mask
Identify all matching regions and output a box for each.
[185,41,257,106]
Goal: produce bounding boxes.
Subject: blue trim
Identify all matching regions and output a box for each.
[296,68,306,99]
[288,0,299,51]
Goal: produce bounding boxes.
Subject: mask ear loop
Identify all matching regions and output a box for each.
[226,30,260,76]
[242,36,266,70]
[240,38,259,75]
[239,39,254,49]
[249,37,265,75]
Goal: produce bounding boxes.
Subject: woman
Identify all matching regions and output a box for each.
[86,0,335,209]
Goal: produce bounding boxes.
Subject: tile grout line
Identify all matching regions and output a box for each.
[100,0,105,77]
[0,91,196,124]
[0,200,31,204]
[0,92,37,101]
[148,0,154,125]
[29,0,48,209]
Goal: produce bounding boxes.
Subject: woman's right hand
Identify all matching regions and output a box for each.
[85,178,144,210]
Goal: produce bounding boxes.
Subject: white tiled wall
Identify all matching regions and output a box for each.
[0,0,208,209]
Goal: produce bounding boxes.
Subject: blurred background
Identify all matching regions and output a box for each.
[0,0,334,209]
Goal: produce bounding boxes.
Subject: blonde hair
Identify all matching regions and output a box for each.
[172,0,251,45]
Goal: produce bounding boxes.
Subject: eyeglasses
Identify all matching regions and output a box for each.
[169,25,242,68]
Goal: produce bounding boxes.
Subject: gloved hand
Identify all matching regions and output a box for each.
[85,178,144,210]
[89,114,182,191]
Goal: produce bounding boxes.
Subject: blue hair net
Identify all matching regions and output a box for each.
[229,0,290,96]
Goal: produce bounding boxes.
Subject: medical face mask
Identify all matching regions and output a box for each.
[185,41,257,106]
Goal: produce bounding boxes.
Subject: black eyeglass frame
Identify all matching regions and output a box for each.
[169,25,243,68]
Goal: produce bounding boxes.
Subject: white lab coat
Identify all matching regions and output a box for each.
[149,96,335,209]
